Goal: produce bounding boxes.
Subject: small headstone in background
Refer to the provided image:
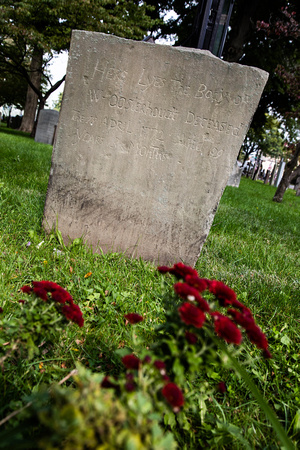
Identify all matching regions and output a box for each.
[43,31,268,266]
[35,109,59,145]
[8,115,22,129]
[227,162,243,188]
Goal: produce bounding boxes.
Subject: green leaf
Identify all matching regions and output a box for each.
[293,409,300,433]
[280,334,291,346]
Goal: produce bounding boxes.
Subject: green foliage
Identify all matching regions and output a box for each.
[1,364,177,449]
[52,91,63,111]
[0,70,28,109]
[0,0,161,111]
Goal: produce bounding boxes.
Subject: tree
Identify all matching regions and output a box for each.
[0,0,159,134]
[273,142,300,202]
[255,5,300,201]
[148,1,299,122]
[0,68,27,110]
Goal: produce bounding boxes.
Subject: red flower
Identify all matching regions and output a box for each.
[154,360,166,374]
[51,288,74,304]
[122,354,141,370]
[126,372,134,381]
[32,281,61,292]
[178,303,206,328]
[217,381,227,393]
[33,287,48,301]
[162,383,184,409]
[143,355,152,364]
[185,330,198,344]
[101,376,118,389]
[211,312,242,345]
[262,348,272,359]
[125,381,136,392]
[185,275,209,292]
[20,281,84,327]
[20,285,32,294]
[124,313,144,324]
[209,281,237,307]
[157,266,171,274]
[196,296,211,313]
[227,308,255,329]
[246,324,268,350]
[174,283,210,312]
[62,303,84,327]
[18,300,25,304]
[169,262,198,279]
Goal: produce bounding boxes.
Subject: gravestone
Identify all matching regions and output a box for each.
[9,115,22,129]
[43,31,268,266]
[35,109,59,145]
[227,161,243,188]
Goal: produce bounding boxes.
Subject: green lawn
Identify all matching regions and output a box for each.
[0,126,299,448]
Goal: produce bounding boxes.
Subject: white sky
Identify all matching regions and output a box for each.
[46,51,69,107]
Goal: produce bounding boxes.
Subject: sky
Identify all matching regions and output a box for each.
[47,51,69,107]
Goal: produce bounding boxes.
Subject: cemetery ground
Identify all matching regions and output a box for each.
[0,125,299,449]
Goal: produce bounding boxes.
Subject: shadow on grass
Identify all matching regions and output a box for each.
[0,124,33,139]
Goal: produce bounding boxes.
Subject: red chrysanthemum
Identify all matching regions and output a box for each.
[169,262,198,279]
[51,288,74,304]
[196,296,211,313]
[209,281,237,307]
[162,382,184,409]
[157,265,171,274]
[20,285,32,294]
[125,381,136,392]
[33,287,48,301]
[32,281,61,292]
[174,283,210,311]
[178,302,206,328]
[62,303,84,327]
[211,312,242,345]
[101,376,118,389]
[246,324,268,350]
[185,275,209,292]
[124,313,144,324]
[122,354,141,370]
[185,330,198,344]
[174,282,199,300]
[262,348,272,359]
[217,381,227,393]
[20,281,84,327]
[154,360,166,371]
[227,308,255,329]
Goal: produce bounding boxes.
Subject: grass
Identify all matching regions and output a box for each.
[0,125,299,448]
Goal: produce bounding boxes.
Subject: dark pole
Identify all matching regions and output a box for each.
[195,0,235,57]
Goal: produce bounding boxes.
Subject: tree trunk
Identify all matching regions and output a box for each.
[19,46,43,134]
[269,159,277,185]
[273,142,300,202]
[295,175,300,196]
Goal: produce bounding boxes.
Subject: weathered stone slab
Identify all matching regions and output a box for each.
[35,109,59,145]
[43,31,268,266]
[227,161,243,188]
